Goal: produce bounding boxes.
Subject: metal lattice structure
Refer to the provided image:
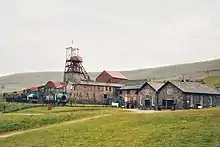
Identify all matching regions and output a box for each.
[63,46,91,85]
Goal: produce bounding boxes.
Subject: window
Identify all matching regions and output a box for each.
[127,90,130,94]
[210,96,213,107]
[190,96,194,108]
[200,96,203,106]
[109,87,112,91]
[104,94,107,99]
[105,87,108,91]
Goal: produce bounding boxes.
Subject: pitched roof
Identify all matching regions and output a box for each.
[148,82,164,91]
[29,87,38,91]
[105,71,128,80]
[169,81,220,95]
[69,81,123,87]
[122,79,146,85]
[46,81,64,89]
[118,84,143,90]
[118,80,146,90]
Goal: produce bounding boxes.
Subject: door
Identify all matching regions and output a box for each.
[166,100,174,109]
[162,99,174,109]
[145,99,151,108]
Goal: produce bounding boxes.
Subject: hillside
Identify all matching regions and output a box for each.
[0,58,220,92]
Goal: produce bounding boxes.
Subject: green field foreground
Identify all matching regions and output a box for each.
[1,108,220,147]
[0,106,123,134]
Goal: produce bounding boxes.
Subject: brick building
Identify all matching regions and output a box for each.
[66,81,123,104]
[157,81,220,109]
[96,71,128,83]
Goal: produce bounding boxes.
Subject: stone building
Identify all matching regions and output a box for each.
[116,80,146,108]
[136,82,164,109]
[96,71,128,83]
[157,81,220,109]
[66,81,123,104]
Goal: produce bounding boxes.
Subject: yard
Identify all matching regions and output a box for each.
[1,107,220,147]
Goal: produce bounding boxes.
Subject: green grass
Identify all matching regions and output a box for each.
[0,102,43,113]
[1,108,220,147]
[16,106,111,114]
[0,106,123,134]
[203,76,220,88]
[67,103,110,107]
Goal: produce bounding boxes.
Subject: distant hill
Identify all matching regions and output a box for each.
[0,58,220,92]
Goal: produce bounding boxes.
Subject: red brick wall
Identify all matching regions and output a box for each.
[96,71,127,83]
[96,71,110,83]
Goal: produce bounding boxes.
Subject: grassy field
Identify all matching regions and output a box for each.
[1,108,220,147]
[0,102,43,113]
[0,106,123,134]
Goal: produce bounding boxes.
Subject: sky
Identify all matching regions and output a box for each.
[0,0,220,76]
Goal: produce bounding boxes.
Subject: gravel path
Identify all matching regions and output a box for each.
[125,109,163,113]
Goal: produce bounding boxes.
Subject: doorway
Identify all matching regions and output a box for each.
[144,99,151,108]
[162,99,174,109]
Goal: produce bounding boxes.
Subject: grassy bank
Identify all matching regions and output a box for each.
[16,106,112,114]
[0,102,43,113]
[1,108,220,147]
[0,106,122,134]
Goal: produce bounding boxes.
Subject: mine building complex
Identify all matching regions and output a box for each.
[5,44,220,110]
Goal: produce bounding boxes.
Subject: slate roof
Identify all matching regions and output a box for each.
[69,81,123,87]
[170,81,220,95]
[122,79,146,85]
[105,71,128,80]
[118,84,143,90]
[148,82,164,91]
[118,79,146,90]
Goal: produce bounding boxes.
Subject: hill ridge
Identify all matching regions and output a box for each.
[0,58,220,92]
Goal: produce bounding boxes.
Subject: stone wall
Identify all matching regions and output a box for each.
[119,89,138,108]
[158,82,220,109]
[157,83,186,109]
[137,84,157,108]
[119,90,138,102]
[66,84,117,104]
[186,93,220,108]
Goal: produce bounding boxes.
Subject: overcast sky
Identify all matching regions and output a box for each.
[0,0,220,76]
